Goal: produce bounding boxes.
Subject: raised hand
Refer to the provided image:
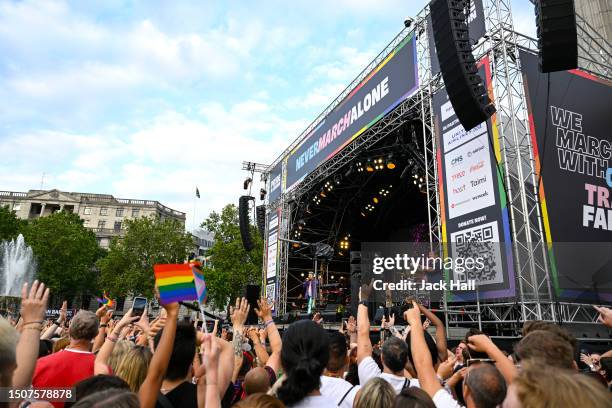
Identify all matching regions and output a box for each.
[230,297,250,329]
[359,280,374,302]
[59,300,68,324]
[20,280,50,325]
[313,312,323,324]
[135,306,151,335]
[594,305,612,328]
[466,334,494,354]
[247,327,259,342]
[254,297,273,322]
[404,301,421,327]
[95,304,108,319]
[100,310,113,325]
[388,313,396,328]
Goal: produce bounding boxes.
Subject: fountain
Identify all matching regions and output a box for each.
[0,234,36,297]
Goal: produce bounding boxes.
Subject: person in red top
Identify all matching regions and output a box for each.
[32,309,100,407]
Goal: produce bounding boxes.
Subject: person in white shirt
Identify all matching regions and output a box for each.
[356,282,417,393]
[320,332,360,408]
[276,320,336,408]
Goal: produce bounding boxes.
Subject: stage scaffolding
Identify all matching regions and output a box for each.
[259,0,611,336]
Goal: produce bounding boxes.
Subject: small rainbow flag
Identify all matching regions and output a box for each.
[96,291,115,308]
[192,266,207,305]
[153,264,197,304]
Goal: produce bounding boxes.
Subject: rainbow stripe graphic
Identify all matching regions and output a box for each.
[154,264,197,304]
[96,291,115,308]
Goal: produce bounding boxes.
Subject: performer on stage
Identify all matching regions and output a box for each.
[303,271,319,314]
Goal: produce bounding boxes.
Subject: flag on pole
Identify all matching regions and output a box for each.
[191,265,207,305]
[96,291,115,308]
[153,264,197,304]
[196,187,200,198]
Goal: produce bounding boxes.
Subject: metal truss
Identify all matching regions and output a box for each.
[478,0,553,324]
[575,13,612,80]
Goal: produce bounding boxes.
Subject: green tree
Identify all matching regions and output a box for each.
[22,212,101,302]
[201,204,263,309]
[0,206,26,241]
[97,216,194,298]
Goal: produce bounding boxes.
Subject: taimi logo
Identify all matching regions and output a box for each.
[451,155,464,166]
[270,174,281,192]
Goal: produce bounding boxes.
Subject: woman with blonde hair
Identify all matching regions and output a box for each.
[107,340,131,373]
[114,345,152,392]
[354,377,396,408]
[502,363,611,408]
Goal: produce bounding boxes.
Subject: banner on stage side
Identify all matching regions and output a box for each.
[284,34,419,191]
[433,55,516,301]
[521,50,612,303]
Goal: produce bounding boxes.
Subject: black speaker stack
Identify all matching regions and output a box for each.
[239,195,254,251]
[430,0,495,131]
[534,0,577,73]
[256,205,266,237]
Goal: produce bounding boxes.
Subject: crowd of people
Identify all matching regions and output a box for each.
[1,279,611,408]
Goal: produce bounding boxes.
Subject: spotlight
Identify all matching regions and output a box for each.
[366,160,374,172]
[301,272,305,277]
[404,16,414,28]
[293,242,301,249]
[374,158,384,170]
[361,211,366,217]
[297,219,306,229]
[259,188,267,200]
[356,161,364,173]
[373,197,379,204]
[334,174,342,185]
[386,154,396,170]
[243,177,252,190]
[320,190,327,198]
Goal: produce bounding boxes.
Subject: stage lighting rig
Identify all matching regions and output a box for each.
[356,161,364,173]
[324,180,334,192]
[243,177,252,190]
[259,188,267,200]
[404,16,414,28]
[297,219,306,230]
[334,174,342,185]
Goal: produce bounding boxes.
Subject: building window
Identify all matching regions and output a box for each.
[83,219,90,227]
[114,221,122,232]
[131,208,140,217]
[116,208,124,217]
[13,203,21,211]
[84,207,92,215]
[100,207,108,216]
[98,220,106,229]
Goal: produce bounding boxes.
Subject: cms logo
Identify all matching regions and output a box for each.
[451,155,463,166]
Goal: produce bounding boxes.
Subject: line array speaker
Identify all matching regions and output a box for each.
[430,0,495,131]
[239,195,254,251]
[535,0,577,73]
[256,205,266,237]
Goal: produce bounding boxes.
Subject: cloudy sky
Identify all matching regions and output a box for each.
[0,0,537,230]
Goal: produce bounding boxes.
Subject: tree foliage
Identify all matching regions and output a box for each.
[21,212,101,302]
[97,216,194,298]
[201,204,263,309]
[0,206,26,241]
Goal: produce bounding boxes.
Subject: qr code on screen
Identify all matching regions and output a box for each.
[450,221,504,286]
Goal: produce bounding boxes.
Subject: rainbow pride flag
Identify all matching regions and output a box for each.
[96,291,115,308]
[153,264,197,304]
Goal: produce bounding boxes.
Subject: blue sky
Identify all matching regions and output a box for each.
[0,0,537,230]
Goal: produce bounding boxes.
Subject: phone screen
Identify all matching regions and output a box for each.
[132,297,147,317]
